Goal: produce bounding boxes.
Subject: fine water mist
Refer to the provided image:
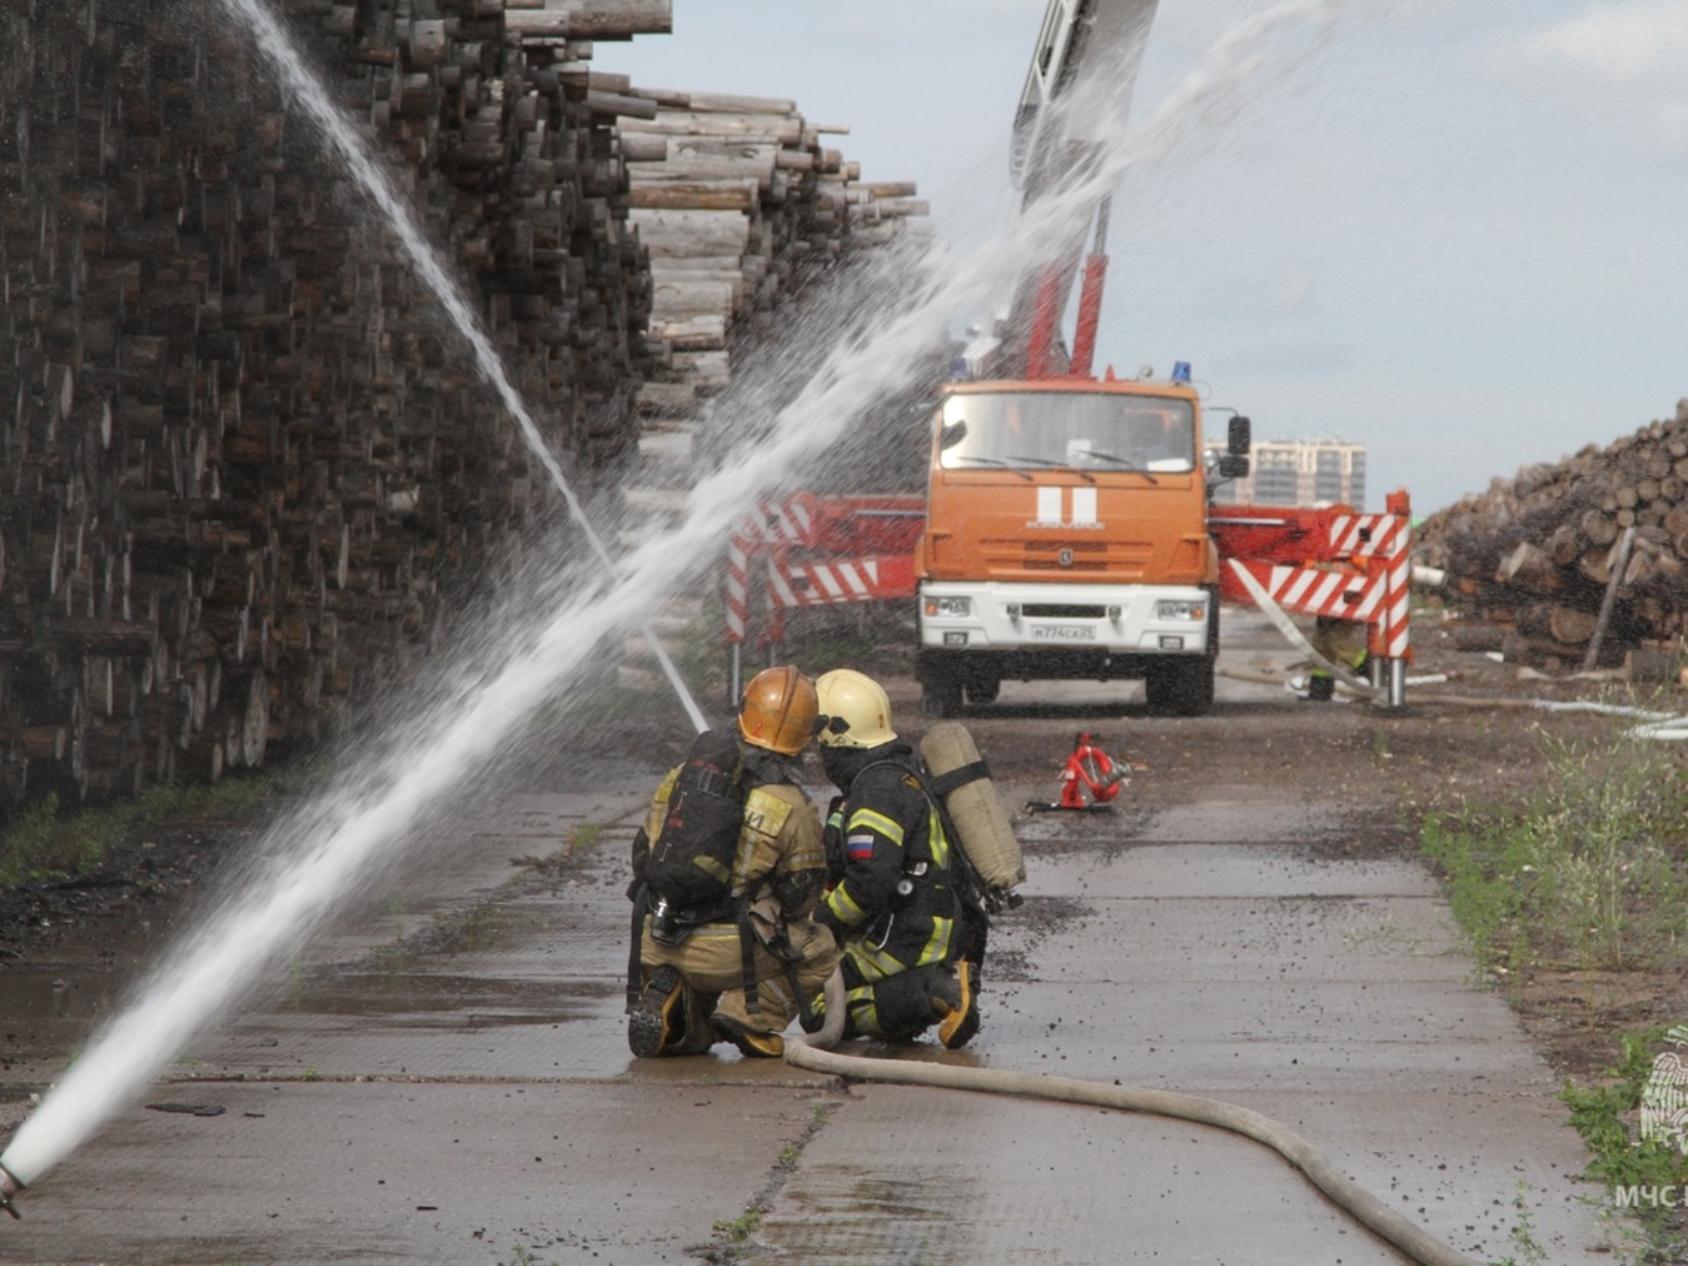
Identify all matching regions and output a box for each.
[0,0,1349,1194]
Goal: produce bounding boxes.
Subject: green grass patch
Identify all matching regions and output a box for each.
[569,820,605,854]
[0,774,279,889]
[1559,1026,1688,1259]
[1419,730,1688,976]
[713,1207,762,1243]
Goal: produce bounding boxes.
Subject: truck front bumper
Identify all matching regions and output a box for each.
[918,580,1213,662]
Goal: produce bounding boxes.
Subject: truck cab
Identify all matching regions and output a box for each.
[914,376,1226,717]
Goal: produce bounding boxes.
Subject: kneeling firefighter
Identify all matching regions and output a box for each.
[810,669,993,1049]
[626,666,840,1059]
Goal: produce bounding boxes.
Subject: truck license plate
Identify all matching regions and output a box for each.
[1031,624,1095,642]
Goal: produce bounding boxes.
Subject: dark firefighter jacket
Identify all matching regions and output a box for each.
[818,741,965,981]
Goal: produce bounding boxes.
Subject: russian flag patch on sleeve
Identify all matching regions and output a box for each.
[846,834,876,862]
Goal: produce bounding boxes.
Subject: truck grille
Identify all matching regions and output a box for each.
[1022,604,1107,619]
[982,538,1153,580]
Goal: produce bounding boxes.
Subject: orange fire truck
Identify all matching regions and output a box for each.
[724,0,1412,717]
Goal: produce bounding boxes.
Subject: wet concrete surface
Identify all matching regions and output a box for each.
[0,618,1613,1263]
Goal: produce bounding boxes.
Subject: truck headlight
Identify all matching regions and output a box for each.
[924,596,971,618]
[1156,600,1207,622]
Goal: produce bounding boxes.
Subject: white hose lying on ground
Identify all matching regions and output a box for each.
[1219,667,1688,739]
[783,1031,1480,1266]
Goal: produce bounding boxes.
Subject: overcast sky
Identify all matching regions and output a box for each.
[605,0,1688,512]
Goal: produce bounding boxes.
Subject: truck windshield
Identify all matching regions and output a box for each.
[939,392,1196,475]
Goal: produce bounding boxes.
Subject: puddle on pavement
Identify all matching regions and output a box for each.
[271,971,616,1031]
[0,919,174,1086]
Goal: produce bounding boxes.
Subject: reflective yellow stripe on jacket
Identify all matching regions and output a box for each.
[846,807,905,846]
[825,883,869,927]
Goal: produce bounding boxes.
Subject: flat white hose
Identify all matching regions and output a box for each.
[803,968,848,1050]
[782,1041,1481,1266]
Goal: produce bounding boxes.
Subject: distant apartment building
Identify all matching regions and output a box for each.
[1210,438,1367,509]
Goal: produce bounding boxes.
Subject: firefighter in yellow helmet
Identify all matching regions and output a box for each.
[626,666,839,1059]
[809,669,982,1048]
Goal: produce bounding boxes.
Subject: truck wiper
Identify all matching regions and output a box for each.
[1077,451,1159,484]
[949,455,1033,482]
[1004,455,1095,484]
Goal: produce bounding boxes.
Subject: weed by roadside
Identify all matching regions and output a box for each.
[0,775,281,889]
[713,1207,762,1243]
[1558,1027,1688,1261]
[1419,729,1688,977]
[1494,1180,1549,1265]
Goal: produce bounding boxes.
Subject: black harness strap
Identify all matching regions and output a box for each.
[625,885,647,1011]
[931,759,990,799]
[738,897,761,1015]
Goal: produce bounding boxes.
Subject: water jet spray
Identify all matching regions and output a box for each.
[0,0,1353,1219]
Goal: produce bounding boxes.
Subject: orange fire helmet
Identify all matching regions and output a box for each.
[738,666,819,757]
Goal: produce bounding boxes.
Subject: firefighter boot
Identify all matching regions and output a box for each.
[628,965,687,1058]
[711,1013,785,1059]
[934,961,981,1050]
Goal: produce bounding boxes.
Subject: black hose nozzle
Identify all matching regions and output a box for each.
[0,1163,23,1219]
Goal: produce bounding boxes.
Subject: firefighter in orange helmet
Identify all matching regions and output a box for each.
[625,666,839,1059]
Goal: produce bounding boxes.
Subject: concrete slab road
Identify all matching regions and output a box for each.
[0,665,1612,1264]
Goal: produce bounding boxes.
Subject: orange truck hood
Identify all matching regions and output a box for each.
[918,380,1218,587]
[920,471,1216,585]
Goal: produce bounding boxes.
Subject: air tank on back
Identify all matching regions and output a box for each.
[920,722,1025,906]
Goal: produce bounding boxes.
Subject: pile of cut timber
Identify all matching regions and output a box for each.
[1418,400,1688,675]
[624,87,929,425]
[0,0,918,810]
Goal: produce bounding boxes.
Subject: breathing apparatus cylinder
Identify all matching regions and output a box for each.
[919,722,1024,901]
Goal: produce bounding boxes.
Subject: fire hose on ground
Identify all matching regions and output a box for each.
[786,969,1479,1266]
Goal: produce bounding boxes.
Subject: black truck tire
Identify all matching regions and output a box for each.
[1145,659,1215,716]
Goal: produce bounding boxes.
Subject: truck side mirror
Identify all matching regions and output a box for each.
[1228,416,1252,456]
[1218,454,1251,480]
[939,419,969,450]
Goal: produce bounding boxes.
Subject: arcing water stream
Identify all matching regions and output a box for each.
[0,0,1349,1205]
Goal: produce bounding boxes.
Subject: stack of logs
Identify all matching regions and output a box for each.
[623,86,930,425]
[1418,400,1688,675]
[0,0,918,810]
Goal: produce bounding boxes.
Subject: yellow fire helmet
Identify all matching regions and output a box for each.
[814,669,897,749]
[738,665,820,757]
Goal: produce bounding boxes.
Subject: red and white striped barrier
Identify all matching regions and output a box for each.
[1383,517,1411,661]
[1327,513,1407,560]
[765,555,917,609]
[725,533,752,646]
[1224,560,1386,623]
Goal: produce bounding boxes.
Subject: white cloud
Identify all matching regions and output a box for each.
[1509,1,1688,150]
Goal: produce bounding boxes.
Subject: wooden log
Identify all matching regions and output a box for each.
[1580,510,1619,547]
[1583,527,1635,670]
[630,182,758,211]
[1517,602,1599,646]
[629,208,752,256]
[1450,624,1506,653]
[1497,541,1561,594]
[504,2,674,40]
[622,112,804,144]
[1624,647,1681,685]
